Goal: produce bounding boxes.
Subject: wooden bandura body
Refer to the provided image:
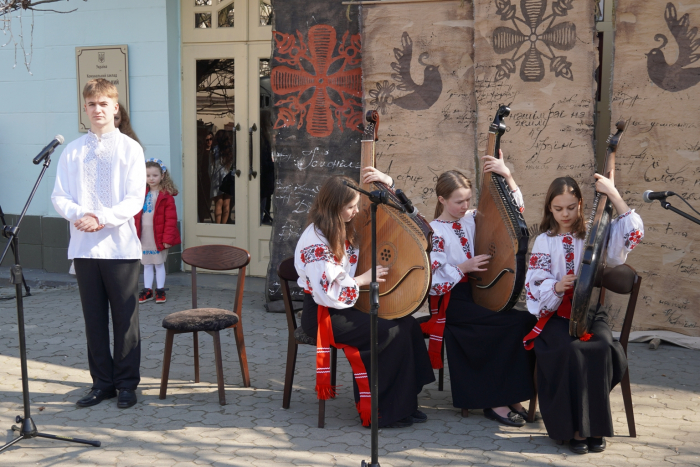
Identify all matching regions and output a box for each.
[570,121,626,337]
[471,105,529,312]
[354,111,433,319]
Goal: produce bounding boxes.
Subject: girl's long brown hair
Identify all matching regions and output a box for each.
[434,170,472,219]
[116,104,142,147]
[540,176,586,238]
[146,161,179,196]
[307,175,359,260]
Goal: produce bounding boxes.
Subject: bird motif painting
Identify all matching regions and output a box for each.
[368,32,443,114]
[647,2,700,92]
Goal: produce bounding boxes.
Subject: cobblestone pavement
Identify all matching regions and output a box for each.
[0,283,698,466]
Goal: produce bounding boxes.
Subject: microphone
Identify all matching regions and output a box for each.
[33,135,64,165]
[395,189,417,217]
[643,190,675,203]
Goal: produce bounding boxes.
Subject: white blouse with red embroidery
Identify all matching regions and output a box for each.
[525,209,644,318]
[294,223,360,309]
[429,187,524,296]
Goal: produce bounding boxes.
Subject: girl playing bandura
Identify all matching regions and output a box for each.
[422,152,537,427]
[524,175,643,454]
[295,175,435,428]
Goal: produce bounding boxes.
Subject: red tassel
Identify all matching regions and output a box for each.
[357,401,371,427]
[428,350,443,369]
[580,332,593,342]
[420,321,431,334]
[315,385,336,400]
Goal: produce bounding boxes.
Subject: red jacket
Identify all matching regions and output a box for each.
[134,187,182,251]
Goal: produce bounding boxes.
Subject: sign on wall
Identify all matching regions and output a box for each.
[75,45,130,132]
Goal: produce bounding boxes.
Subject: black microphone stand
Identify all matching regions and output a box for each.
[659,199,700,226]
[0,152,100,454]
[0,205,30,298]
[346,184,404,467]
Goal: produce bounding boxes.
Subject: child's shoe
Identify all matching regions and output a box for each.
[139,288,154,303]
[155,288,167,304]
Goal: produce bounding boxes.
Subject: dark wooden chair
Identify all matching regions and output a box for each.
[526,263,641,436]
[159,245,251,406]
[278,257,338,428]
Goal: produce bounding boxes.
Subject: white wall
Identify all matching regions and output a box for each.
[0,0,182,217]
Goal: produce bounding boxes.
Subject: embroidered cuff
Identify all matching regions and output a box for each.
[553,283,564,297]
[617,209,633,220]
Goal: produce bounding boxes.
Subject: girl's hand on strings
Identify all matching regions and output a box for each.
[555,274,576,294]
[482,150,518,191]
[361,167,393,187]
[458,254,490,274]
[355,265,389,287]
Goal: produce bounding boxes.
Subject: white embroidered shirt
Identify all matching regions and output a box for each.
[294,223,360,309]
[525,210,645,318]
[51,130,147,260]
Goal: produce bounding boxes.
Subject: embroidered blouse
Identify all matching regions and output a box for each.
[429,187,525,296]
[525,209,644,318]
[294,223,360,309]
[51,129,147,260]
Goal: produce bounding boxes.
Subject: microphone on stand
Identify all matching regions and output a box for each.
[642,190,675,203]
[395,189,418,217]
[33,135,64,165]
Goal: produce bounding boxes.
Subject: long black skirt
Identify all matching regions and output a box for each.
[302,295,435,427]
[534,308,628,440]
[443,282,537,409]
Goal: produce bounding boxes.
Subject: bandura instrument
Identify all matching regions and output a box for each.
[471,105,529,312]
[355,111,433,319]
[570,121,626,337]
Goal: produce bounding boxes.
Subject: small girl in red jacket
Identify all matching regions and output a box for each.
[135,158,181,304]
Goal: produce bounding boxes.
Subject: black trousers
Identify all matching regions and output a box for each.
[74,258,141,391]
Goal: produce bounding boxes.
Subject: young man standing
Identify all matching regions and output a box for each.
[52,79,146,409]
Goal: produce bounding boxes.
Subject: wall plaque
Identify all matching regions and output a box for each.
[75,45,130,132]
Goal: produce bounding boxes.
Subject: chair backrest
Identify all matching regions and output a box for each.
[183,245,250,314]
[599,263,642,353]
[183,244,251,270]
[277,257,299,336]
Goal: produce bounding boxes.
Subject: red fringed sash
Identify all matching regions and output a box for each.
[310,292,371,426]
[523,288,575,350]
[420,277,468,369]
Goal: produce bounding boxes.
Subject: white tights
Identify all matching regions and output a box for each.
[144,263,166,290]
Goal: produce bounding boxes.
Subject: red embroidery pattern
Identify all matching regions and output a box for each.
[528,253,551,272]
[300,244,341,266]
[271,25,362,138]
[346,241,358,264]
[432,235,445,253]
[431,282,452,295]
[320,272,329,293]
[305,277,313,293]
[618,210,632,220]
[338,285,358,305]
[624,229,643,250]
[450,222,472,259]
[562,235,575,275]
[431,260,440,273]
[525,281,537,302]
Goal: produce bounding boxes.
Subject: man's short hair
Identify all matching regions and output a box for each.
[83,78,119,101]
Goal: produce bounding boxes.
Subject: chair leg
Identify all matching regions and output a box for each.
[330,347,337,399]
[233,323,251,387]
[159,330,175,400]
[193,331,200,383]
[283,338,298,409]
[212,331,226,406]
[318,399,325,428]
[527,363,538,423]
[620,368,636,437]
[438,342,445,391]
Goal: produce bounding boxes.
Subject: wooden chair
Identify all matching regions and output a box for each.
[526,263,641,436]
[159,245,251,406]
[278,257,338,428]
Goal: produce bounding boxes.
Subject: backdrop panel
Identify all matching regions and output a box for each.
[266,0,363,303]
[610,1,700,336]
[360,0,477,216]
